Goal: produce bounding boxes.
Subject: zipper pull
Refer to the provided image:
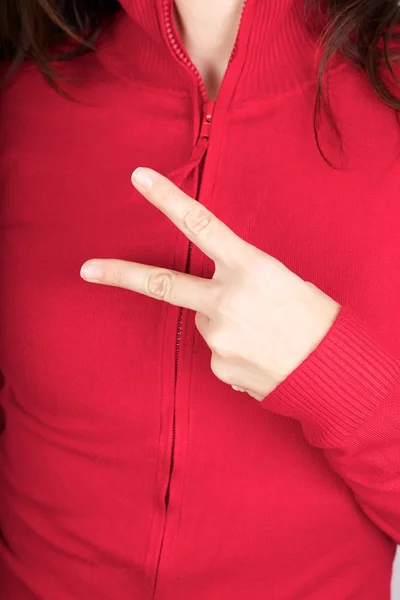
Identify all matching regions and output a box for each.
[199,100,215,139]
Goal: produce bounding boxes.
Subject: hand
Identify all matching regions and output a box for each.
[81,168,340,400]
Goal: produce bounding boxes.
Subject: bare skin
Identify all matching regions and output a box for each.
[81,169,340,401]
[174,0,244,98]
[80,3,341,399]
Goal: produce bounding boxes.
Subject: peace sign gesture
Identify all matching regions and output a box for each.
[81,168,340,400]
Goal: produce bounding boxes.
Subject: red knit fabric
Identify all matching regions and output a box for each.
[1,0,400,598]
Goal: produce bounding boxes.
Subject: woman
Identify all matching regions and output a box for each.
[1,0,400,598]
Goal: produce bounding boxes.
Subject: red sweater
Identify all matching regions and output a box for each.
[1,0,400,598]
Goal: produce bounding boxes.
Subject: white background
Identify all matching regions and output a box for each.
[392,550,400,598]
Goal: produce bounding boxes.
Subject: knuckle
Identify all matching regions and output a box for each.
[159,185,175,206]
[210,355,231,384]
[147,270,174,300]
[107,267,124,287]
[195,312,203,329]
[214,294,235,319]
[183,206,213,237]
[195,312,209,336]
[207,329,224,353]
[232,385,246,393]
[207,329,231,359]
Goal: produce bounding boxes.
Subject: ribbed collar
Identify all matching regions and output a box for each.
[97,0,320,99]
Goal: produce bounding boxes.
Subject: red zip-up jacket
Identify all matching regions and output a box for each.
[1,0,400,598]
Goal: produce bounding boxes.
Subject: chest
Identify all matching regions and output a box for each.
[1,63,400,399]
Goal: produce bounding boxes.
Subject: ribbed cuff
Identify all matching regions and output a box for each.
[262,307,400,447]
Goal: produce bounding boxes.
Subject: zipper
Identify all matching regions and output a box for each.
[153,4,216,596]
[153,100,214,596]
[199,100,216,141]
[227,0,248,66]
[162,0,208,103]
[162,100,214,512]
[163,240,192,510]
[161,0,215,508]
[162,0,247,96]
[154,0,246,593]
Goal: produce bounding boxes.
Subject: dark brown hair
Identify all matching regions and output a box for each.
[1,0,400,146]
[0,1,119,87]
[307,0,400,159]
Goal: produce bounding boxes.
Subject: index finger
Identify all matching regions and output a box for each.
[131,168,248,267]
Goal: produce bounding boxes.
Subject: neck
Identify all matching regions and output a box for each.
[173,0,245,99]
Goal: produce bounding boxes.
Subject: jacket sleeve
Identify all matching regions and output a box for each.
[262,306,400,543]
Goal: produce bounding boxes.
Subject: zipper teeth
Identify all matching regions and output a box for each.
[162,0,248,97]
[228,0,248,66]
[160,0,210,514]
[175,314,184,380]
[162,310,180,510]
[162,0,208,101]
[155,2,247,594]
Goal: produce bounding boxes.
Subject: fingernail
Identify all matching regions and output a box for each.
[131,168,156,191]
[80,262,104,282]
